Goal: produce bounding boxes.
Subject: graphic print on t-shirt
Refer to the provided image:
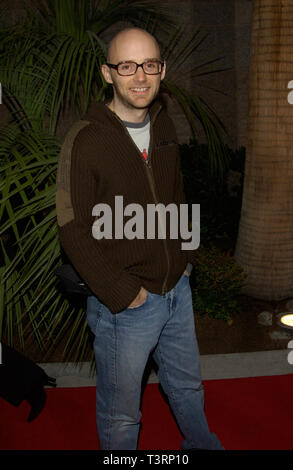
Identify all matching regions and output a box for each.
[123,114,150,163]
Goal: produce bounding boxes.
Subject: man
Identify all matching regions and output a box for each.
[56,27,223,451]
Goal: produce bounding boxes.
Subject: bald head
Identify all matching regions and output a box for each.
[101,27,165,122]
[107,28,161,64]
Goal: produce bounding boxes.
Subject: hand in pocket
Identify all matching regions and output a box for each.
[128,287,148,309]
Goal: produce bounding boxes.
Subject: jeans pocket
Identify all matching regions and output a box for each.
[126,292,149,310]
[86,296,103,335]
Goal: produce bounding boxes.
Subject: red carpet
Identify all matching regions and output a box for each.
[1,374,293,450]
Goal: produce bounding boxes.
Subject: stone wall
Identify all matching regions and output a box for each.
[164,0,253,148]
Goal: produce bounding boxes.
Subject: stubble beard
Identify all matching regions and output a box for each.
[112,83,158,112]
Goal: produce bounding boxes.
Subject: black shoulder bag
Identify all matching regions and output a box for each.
[55,264,92,296]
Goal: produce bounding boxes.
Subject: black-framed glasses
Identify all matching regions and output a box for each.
[106,60,164,76]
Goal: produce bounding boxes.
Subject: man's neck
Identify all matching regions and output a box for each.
[107,100,148,124]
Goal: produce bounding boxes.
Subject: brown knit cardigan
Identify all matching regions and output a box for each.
[56,100,196,313]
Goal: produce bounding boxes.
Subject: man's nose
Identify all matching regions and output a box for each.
[134,65,147,80]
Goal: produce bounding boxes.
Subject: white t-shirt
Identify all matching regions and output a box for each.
[123,114,150,161]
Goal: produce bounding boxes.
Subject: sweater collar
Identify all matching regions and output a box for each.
[84,99,162,126]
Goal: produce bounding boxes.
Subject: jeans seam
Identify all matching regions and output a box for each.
[157,342,205,449]
[94,310,102,336]
[105,315,117,450]
[156,296,203,449]
[156,342,186,431]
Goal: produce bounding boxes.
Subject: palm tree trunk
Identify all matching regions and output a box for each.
[235,0,293,300]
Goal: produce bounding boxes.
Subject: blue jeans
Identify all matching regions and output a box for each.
[86,272,223,450]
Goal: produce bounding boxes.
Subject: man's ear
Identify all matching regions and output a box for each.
[101,64,113,84]
[160,60,166,81]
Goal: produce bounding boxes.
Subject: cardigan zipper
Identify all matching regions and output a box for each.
[145,115,170,295]
[145,159,170,295]
[111,107,171,295]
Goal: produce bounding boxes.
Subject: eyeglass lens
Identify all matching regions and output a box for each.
[118,61,161,75]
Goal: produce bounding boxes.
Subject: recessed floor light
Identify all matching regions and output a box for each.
[277,312,293,330]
